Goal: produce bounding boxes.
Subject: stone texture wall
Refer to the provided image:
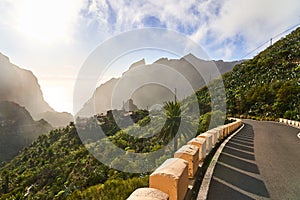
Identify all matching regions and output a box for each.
[127,119,243,200]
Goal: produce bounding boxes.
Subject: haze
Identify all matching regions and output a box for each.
[0,0,299,113]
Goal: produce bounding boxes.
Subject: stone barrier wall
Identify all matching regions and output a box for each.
[279,118,300,128]
[127,119,243,200]
[187,138,206,161]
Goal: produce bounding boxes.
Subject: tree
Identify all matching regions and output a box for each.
[158,102,181,152]
[1,170,9,193]
[275,80,300,118]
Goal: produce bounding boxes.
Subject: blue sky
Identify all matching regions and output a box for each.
[0,0,299,113]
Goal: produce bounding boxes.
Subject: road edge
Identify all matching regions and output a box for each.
[196,123,245,200]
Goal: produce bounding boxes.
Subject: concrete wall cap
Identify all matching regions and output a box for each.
[213,127,222,131]
[206,130,217,133]
[175,145,198,155]
[127,188,169,200]
[218,125,226,129]
[199,133,212,138]
[152,158,188,179]
[189,137,206,144]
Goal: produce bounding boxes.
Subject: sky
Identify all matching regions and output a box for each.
[0,0,299,113]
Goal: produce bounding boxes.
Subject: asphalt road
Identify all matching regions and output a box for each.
[206,120,300,200]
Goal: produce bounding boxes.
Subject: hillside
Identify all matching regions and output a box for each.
[225,27,300,119]
[0,27,298,200]
[0,101,228,199]
[0,53,73,127]
[0,101,52,162]
[0,121,150,199]
[195,27,300,120]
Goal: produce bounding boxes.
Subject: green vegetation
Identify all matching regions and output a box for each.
[225,28,300,120]
[67,176,148,200]
[0,101,214,199]
[0,101,52,162]
[0,27,299,200]
[0,123,147,199]
[158,102,182,152]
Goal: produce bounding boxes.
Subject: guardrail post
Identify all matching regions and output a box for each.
[127,188,169,200]
[205,130,218,147]
[174,145,199,178]
[212,127,223,141]
[197,133,212,153]
[150,158,188,200]
[187,138,207,161]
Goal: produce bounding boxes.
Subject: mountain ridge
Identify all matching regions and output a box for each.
[0,52,73,127]
[78,54,241,117]
[0,27,299,199]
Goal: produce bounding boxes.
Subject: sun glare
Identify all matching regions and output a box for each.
[42,84,72,113]
[15,0,80,44]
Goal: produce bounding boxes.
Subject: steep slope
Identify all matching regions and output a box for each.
[0,100,228,199]
[0,122,148,199]
[0,101,52,162]
[1,27,298,200]
[224,27,300,119]
[196,27,300,120]
[36,111,74,128]
[78,55,240,116]
[0,53,73,127]
[0,53,52,116]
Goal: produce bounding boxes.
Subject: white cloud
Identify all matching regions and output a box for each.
[195,0,300,59]
[81,0,300,60]
[2,0,300,60]
[1,0,299,112]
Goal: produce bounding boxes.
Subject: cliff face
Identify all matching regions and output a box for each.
[0,53,53,116]
[0,53,73,127]
[78,55,241,117]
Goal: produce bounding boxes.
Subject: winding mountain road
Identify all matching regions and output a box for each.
[206,120,300,200]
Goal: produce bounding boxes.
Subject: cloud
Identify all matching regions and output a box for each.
[78,0,300,60]
[191,0,300,59]
[3,0,295,60]
[1,0,299,60]
[0,0,299,112]
[141,16,166,28]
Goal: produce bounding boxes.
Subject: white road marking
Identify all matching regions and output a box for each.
[297,132,300,139]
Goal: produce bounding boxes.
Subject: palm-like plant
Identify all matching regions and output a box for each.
[158,101,195,152]
[163,101,181,152]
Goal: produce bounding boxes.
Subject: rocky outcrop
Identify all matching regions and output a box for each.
[0,52,72,127]
[78,55,240,117]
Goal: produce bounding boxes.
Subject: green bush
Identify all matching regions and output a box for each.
[67,176,149,200]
